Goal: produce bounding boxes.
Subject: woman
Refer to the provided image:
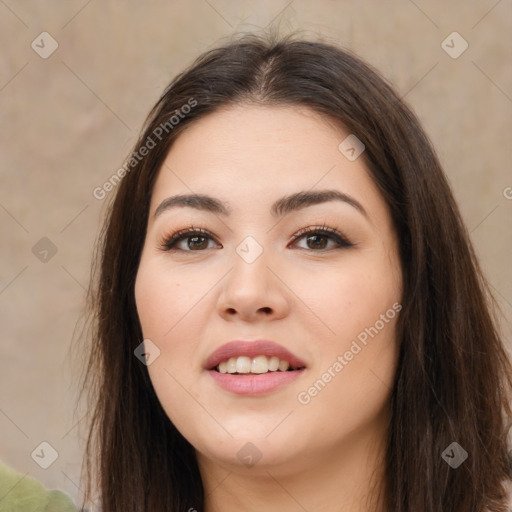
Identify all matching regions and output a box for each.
[81,31,512,511]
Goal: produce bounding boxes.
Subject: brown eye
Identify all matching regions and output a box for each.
[304,233,329,250]
[184,235,210,250]
[161,228,219,252]
[291,226,354,251]
[160,225,354,253]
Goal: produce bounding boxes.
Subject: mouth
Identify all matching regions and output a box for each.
[205,340,307,395]
[213,355,305,374]
[205,339,307,372]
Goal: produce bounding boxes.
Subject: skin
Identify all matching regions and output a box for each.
[134,104,403,511]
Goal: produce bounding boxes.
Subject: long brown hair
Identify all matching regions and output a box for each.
[79,30,512,511]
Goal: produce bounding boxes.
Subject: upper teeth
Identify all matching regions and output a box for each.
[217,355,298,374]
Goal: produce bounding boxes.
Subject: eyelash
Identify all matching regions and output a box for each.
[159,223,355,252]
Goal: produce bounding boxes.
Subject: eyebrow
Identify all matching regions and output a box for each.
[153,189,368,220]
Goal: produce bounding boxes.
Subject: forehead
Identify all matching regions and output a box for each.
[150,104,384,221]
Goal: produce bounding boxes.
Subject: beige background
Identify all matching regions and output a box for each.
[1,0,511,507]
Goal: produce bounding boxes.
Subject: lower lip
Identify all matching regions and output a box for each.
[207,369,305,395]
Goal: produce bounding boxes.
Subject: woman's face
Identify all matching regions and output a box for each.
[135,104,402,475]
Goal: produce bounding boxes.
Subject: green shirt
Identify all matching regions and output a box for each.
[0,463,76,512]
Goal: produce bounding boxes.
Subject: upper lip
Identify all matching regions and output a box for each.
[205,340,307,370]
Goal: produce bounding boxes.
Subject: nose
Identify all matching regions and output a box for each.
[216,246,290,323]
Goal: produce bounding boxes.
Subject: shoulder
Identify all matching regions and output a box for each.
[0,462,76,512]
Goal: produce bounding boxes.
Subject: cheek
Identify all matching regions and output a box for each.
[310,250,401,399]
[134,253,225,349]
[295,277,400,444]
[134,259,205,394]
[134,260,209,431]
[299,253,401,352]
[135,258,208,340]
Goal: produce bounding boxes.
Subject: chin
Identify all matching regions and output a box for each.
[197,436,299,473]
